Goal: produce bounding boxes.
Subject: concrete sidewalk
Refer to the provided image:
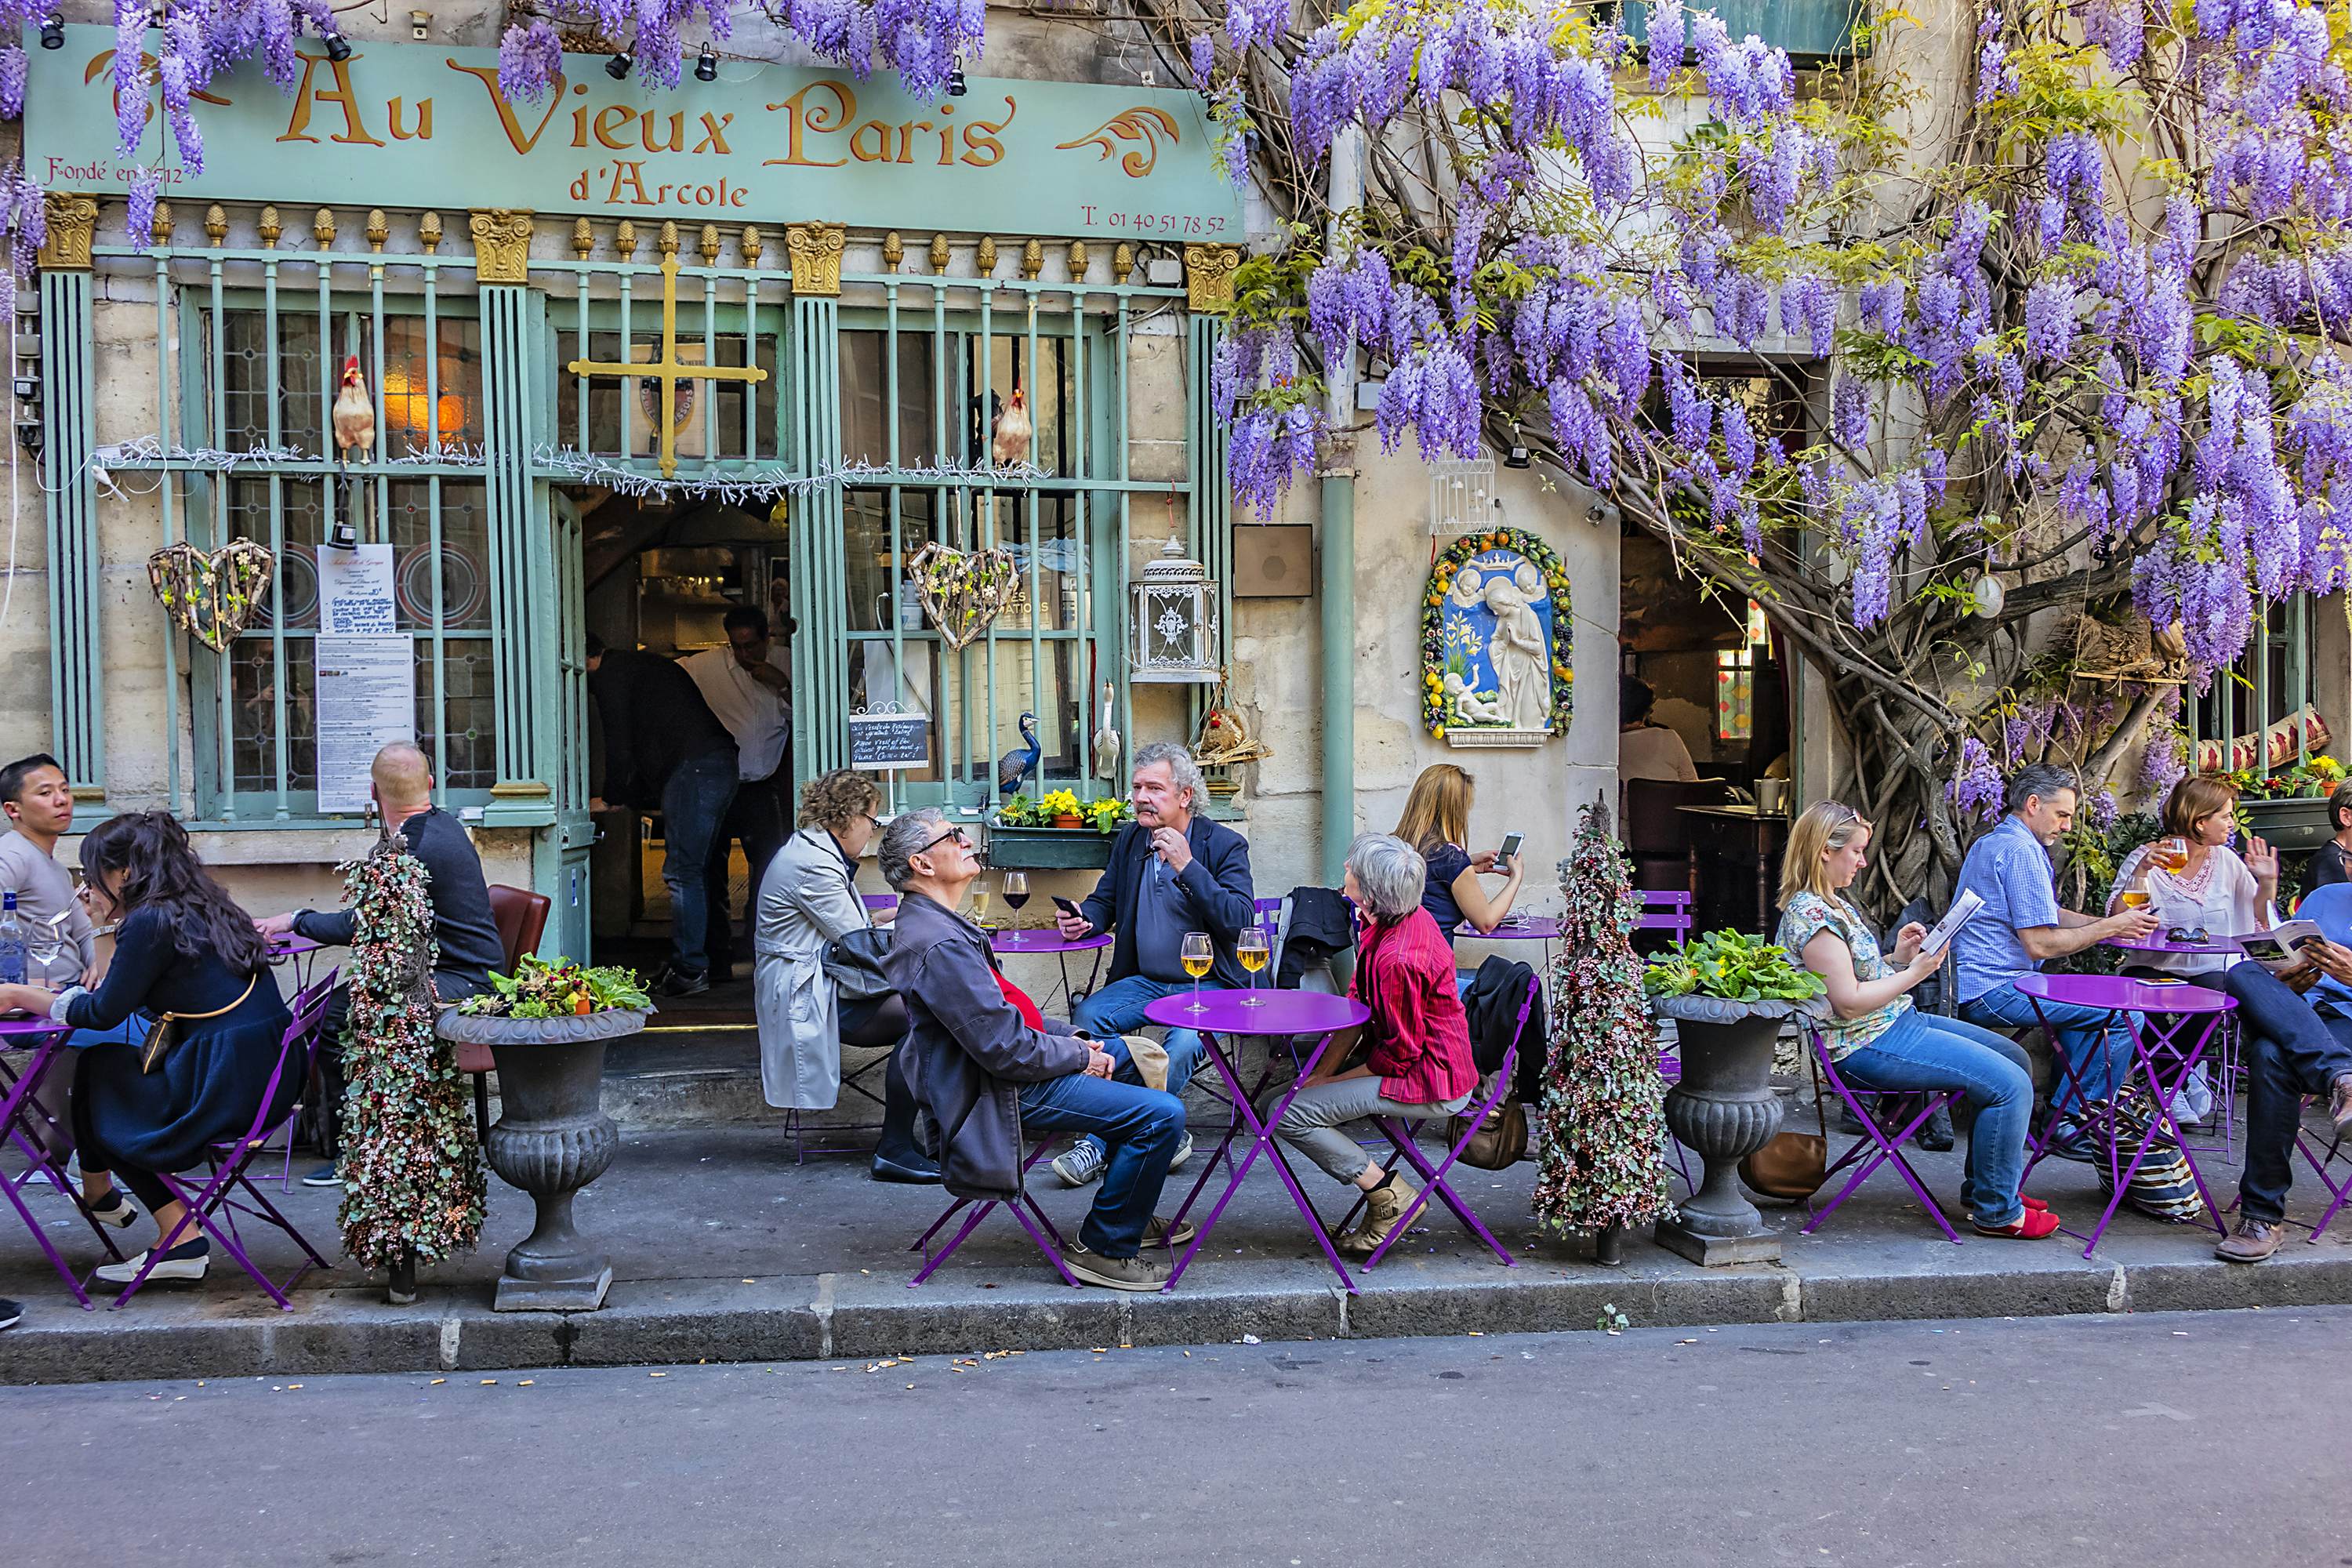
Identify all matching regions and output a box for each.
[5,1114,2351,1385]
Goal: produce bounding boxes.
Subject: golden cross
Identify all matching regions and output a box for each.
[564,253,769,479]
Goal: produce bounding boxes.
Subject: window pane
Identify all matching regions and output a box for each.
[839,328,938,466]
[212,310,324,454]
[231,478,328,630]
[418,637,498,791]
[379,317,484,451]
[847,639,944,785]
[557,326,779,461]
[844,487,940,633]
[969,332,1074,471]
[987,493,1080,633]
[230,637,317,793]
[386,480,493,631]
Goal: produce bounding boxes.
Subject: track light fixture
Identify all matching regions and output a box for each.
[322,26,351,62]
[606,50,633,79]
[39,12,65,50]
[695,43,717,81]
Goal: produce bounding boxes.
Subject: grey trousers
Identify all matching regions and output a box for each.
[1265,1075,1472,1184]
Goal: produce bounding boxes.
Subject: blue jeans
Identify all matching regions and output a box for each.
[1018,1064,1185,1258]
[1838,1009,2034,1229]
[67,1016,151,1051]
[1962,980,2132,1112]
[2222,960,2352,1224]
[1068,975,1215,1163]
[660,750,739,975]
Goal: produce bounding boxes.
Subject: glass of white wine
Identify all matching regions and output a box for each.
[970,884,992,929]
[1181,931,1214,1014]
[1236,926,1269,1005]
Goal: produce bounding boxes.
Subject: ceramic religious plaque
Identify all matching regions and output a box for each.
[1420,528,1573,748]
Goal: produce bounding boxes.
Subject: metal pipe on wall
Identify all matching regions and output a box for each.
[1319,125,1365,885]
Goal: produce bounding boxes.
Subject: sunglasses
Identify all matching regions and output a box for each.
[919,826,972,855]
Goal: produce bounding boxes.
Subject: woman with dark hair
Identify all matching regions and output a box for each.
[0,811,290,1286]
[1618,672,1698,784]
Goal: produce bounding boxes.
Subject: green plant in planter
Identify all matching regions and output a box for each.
[1039,787,1083,822]
[1642,930,1824,1006]
[996,793,1040,828]
[1085,797,1128,835]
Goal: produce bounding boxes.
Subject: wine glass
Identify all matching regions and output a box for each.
[1001,872,1030,917]
[1181,931,1214,1014]
[1236,926,1269,1006]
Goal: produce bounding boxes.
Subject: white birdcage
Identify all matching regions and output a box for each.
[1428,453,1499,537]
[1131,534,1221,683]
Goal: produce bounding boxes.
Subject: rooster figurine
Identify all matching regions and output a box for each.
[332,355,375,467]
[990,387,1032,467]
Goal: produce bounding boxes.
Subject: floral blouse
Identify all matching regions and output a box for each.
[1776,891,1911,1059]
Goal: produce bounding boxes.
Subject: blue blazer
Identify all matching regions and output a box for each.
[1077,815,1258,989]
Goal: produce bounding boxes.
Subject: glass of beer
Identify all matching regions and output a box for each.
[1181,931,1214,1014]
[1237,926,1269,1005]
[2151,836,2190,873]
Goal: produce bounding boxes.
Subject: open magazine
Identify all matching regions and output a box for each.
[2237,920,2330,975]
[1917,888,1984,956]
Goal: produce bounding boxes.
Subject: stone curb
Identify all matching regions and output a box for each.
[9,1243,2352,1386]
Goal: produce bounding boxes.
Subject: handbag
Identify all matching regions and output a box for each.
[140,973,258,1075]
[1449,1094,1527,1170]
[1740,1044,1829,1203]
[821,927,895,1003]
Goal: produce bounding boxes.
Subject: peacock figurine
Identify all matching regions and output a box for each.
[996,711,1041,797]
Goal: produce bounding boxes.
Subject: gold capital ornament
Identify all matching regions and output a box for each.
[1184,243,1243,313]
[468,209,535,284]
[786,222,846,296]
[565,254,771,478]
[38,194,98,269]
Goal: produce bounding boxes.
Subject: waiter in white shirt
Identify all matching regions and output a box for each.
[684,605,793,985]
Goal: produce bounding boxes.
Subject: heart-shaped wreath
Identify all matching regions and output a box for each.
[907,541,1021,651]
[147,539,277,652]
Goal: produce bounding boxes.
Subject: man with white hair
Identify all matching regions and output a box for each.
[257,741,506,1186]
[1050,741,1256,1187]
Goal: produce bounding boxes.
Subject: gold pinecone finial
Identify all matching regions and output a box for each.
[314,207,336,248]
[742,226,764,265]
[572,216,594,259]
[658,220,680,257]
[366,209,389,252]
[977,235,997,275]
[699,223,720,264]
[204,203,228,245]
[1112,243,1134,285]
[615,220,638,260]
[258,205,282,248]
[419,212,444,253]
[929,233,949,273]
[1068,240,1088,279]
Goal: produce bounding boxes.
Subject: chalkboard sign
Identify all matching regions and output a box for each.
[848,711,931,771]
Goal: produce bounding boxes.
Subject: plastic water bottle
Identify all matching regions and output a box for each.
[0,892,25,987]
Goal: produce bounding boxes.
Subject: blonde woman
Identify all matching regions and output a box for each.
[1392,763,1523,946]
[1776,801,2056,1240]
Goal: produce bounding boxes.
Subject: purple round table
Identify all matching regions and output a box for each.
[264,932,325,989]
[1143,989,1371,1292]
[989,927,1112,1011]
[2012,971,2234,1257]
[1455,916,1557,942]
[2106,933,2241,959]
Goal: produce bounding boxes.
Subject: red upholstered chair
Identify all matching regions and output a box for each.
[463,885,552,1140]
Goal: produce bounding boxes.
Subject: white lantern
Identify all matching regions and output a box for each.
[1131,533,1221,683]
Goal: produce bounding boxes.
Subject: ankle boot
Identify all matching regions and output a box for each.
[1338,1169,1418,1257]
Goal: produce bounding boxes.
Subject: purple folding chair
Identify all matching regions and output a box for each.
[100,978,338,1311]
[907,1137,1079,1287]
[1331,975,1537,1271]
[0,1024,129,1308]
[1641,895,1699,1191]
[1798,1022,1965,1243]
[2294,1112,2351,1240]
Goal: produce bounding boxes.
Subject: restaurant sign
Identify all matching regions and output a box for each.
[25,26,1243,242]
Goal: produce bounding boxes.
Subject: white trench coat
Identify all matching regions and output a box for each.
[753,828,873,1109]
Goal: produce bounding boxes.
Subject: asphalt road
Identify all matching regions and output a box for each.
[6,1308,2349,1567]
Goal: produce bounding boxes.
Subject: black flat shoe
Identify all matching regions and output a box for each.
[869,1152,942,1185]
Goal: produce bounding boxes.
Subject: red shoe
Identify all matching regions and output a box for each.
[2021,1195,2049,1212]
[1973,1207,2062,1240]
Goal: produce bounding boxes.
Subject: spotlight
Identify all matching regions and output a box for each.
[12,374,38,403]
[1503,425,1531,469]
[38,12,64,50]
[322,27,351,62]
[606,50,633,79]
[17,420,42,459]
[325,517,359,551]
[695,43,717,82]
[946,63,967,97]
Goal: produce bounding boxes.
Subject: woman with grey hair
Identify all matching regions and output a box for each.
[1267,833,1481,1258]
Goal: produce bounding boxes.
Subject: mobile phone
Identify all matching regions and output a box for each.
[1497,832,1524,864]
[1052,895,1084,919]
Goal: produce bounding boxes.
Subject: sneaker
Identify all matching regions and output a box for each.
[1167,1129,1194,1172]
[300,1162,343,1188]
[94,1236,211,1285]
[652,965,710,998]
[2216,1214,2285,1264]
[1062,1248,1171,1292]
[1972,1207,2063,1240]
[1143,1214,1198,1249]
[2330,1073,2352,1138]
[0,1297,20,1330]
[2042,1116,2103,1163]
[85,1189,140,1229]
[1052,1139,1107,1188]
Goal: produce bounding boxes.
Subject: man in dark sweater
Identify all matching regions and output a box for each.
[257,742,508,1185]
[586,633,740,996]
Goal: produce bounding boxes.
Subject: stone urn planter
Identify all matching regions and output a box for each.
[1650,994,1812,1266]
[436,1006,648,1312]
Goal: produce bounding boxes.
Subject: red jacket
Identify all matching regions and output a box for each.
[1352,907,1481,1105]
